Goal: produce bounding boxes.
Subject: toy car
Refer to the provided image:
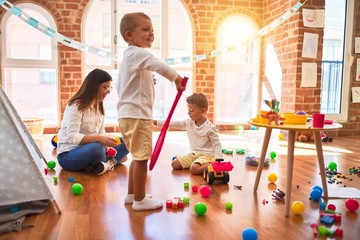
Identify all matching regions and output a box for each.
[203,158,234,184]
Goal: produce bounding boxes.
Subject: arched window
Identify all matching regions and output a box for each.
[84,0,193,124]
[1,3,58,126]
[215,16,260,124]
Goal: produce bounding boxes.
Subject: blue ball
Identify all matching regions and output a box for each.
[251,126,257,130]
[312,185,323,194]
[242,227,258,240]
[310,189,322,201]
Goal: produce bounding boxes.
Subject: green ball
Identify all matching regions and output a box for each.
[225,202,233,210]
[47,160,56,169]
[183,197,190,205]
[270,151,276,159]
[71,183,83,195]
[328,162,337,171]
[194,202,207,216]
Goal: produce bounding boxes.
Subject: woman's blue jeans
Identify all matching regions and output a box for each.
[57,137,129,171]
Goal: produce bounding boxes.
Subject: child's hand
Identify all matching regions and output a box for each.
[175,75,186,91]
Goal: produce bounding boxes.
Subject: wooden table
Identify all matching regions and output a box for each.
[248,120,343,217]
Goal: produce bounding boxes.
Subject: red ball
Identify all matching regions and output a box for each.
[192,186,198,192]
[107,147,117,157]
[345,198,359,212]
[199,185,211,198]
[327,203,336,211]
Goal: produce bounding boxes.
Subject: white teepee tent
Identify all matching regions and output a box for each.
[0,86,60,232]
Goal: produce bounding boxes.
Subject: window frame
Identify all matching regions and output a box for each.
[0,3,59,126]
[323,0,353,122]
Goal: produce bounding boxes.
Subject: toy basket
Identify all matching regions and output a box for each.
[22,118,44,136]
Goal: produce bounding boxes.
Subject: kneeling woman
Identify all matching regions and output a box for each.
[57,69,128,175]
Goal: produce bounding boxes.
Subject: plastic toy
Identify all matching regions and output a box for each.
[245,156,269,167]
[316,225,343,237]
[236,148,245,154]
[203,158,233,185]
[192,186,198,192]
[184,182,189,188]
[349,167,360,176]
[328,162,337,171]
[269,151,276,159]
[321,132,333,142]
[166,197,184,209]
[291,201,305,215]
[150,77,188,170]
[261,111,284,125]
[310,223,318,236]
[272,189,285,201]
[278,133,284,139]
[183,197,190,205]
[263,99,280,113]
[225,202,233,211]
[251,126,257,130]
[47,160,56,169]
[242,227,258,240]
[327,203,336,211]
[320,213,341,222]
[53,176,58,183]
[107,147,117,158]
[194,202,207,216]
[267,173,277,183]
[68,176,75,183]
[199,185,211,198]
[320,215,334,225]
[221,149,233,155]
[51,135,58,148]
[114,136,121,145]
[312,185,323,194]
[71,183,83,195]
[310,189,322,201]
[233,185,242,190]
[345,198,359,212]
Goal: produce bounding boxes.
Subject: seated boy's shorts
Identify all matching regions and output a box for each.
[119,118,152,160]
[176,152,212,169]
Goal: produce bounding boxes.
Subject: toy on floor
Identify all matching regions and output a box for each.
[267,173,277,183]
[321,132,333,142]
[51,135,58,148]
[345,198,359,212]
[166,197,185,209]
[199,185,211,198]
[261,111,285,125]
[47,160,56,170]
[203,158,233,185]
[245,156,269,167]
[225,202,233,211]
[272,189,285,201]
[296,131,314,142]
[71,183,83,195]
[194,202,207,216]
[291,201,305,215]
[221,148,233,155]
[242,227,258,240]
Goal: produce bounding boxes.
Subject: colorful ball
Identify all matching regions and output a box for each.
[71,183,83,195]
[312,185,323,194]
[269,151,276,159]
[242,227,258,240]
[268,173,277,183]
[345,198,359,212]
[194,202,207,216]
[278,133,284,139]
[251,126,257,130]
[310,189,322,201]
[47,160,56,169]
[291,201,305,215]
[328,162,337,171]
[327,203,336,211]
[51,135,58,148]
[199,185,211,198]
[225,202,233,211]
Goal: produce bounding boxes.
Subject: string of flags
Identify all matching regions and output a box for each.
[0,0,307,65]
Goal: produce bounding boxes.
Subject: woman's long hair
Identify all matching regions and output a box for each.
[68,68,112,115]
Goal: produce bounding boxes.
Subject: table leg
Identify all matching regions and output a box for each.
[285,130,296,217]
[313,131,328,199]
[253,127,272,192]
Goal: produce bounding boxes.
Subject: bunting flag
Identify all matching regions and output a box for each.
[0,0,307,65]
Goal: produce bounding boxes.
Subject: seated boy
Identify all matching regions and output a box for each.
[153,93,222,175]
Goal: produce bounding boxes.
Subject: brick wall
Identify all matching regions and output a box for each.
[1,0,359,135]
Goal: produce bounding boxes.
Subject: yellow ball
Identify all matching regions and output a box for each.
[268,173,277,183]
[291,201,305,215]
[278,133,284,139]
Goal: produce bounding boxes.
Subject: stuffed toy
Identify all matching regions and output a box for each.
[296,131,314,142]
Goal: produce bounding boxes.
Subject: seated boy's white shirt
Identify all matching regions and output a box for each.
[157,119,222,158]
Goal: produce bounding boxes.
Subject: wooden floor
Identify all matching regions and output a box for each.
[1,129,360,240]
